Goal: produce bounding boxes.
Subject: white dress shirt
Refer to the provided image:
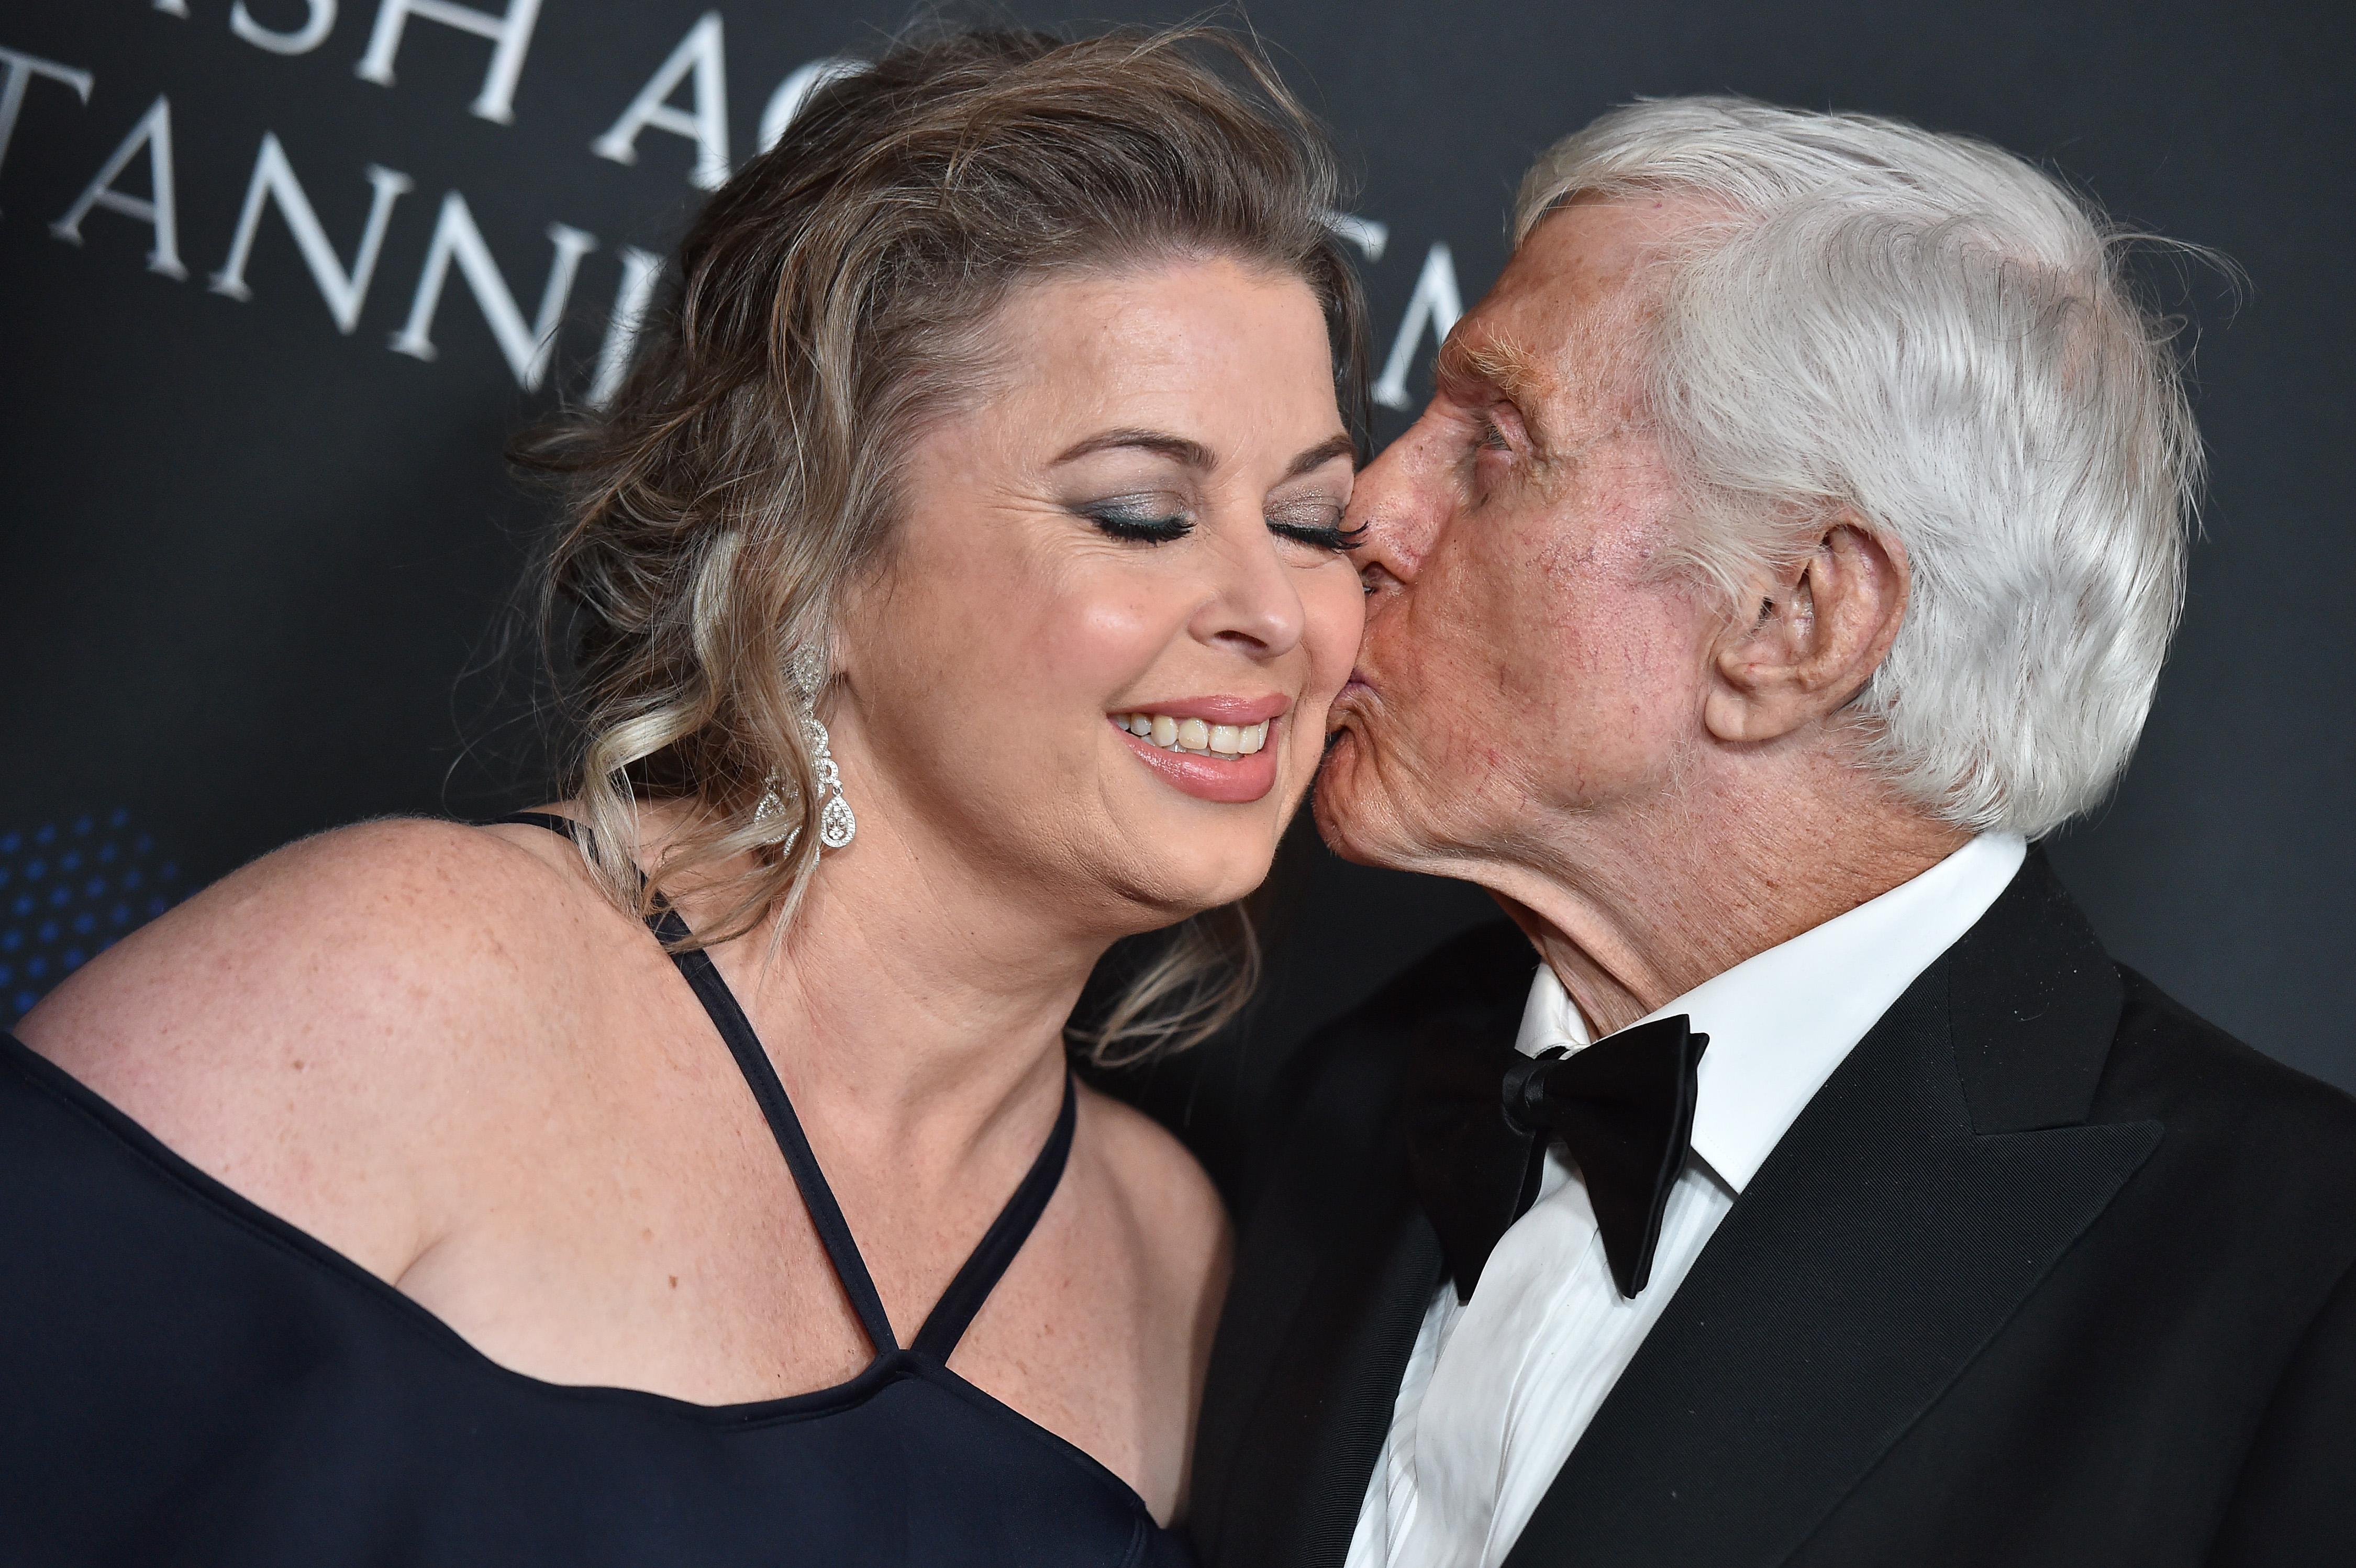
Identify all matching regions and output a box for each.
[1343,832,2029,1568]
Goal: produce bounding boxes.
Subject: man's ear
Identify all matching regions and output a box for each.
[1703,513,1908,745]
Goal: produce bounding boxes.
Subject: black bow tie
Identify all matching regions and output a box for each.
[1406,1010,1708,1302]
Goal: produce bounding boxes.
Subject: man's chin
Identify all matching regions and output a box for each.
[1309,740,1407,870]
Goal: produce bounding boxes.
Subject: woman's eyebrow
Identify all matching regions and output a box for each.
[1049,428,1353,481]
[1283,433,1357,479]
[1050,429,1216,471]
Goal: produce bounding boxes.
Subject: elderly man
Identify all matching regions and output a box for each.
[1187,99,2356,1567]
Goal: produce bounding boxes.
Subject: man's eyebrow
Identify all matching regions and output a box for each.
[1050,429,1215,471]
[1283,433,1358,480]
[1434,330,1546,407]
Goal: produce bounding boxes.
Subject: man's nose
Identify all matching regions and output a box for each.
[1344,416,1447,592]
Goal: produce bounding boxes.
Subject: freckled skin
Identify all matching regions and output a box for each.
[1320,199,1968,1037]
[21,257,1364,1526]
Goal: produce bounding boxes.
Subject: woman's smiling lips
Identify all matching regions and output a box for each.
[1108,694,1289,804]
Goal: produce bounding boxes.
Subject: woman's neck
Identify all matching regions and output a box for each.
[670,801,1113,1183]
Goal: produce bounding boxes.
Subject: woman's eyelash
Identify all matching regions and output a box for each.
[1083,503,1361,552]
[1270,520,1368,552]
[1085,507,1194,543]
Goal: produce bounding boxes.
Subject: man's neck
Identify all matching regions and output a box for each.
[1482,774,1972,1040]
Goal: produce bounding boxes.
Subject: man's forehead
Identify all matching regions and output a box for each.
[1441,198,1695,417]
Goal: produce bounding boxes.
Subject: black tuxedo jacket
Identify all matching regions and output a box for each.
[1190,852,2356,1566]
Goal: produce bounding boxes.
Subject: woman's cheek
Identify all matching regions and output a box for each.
[1305,563,1370,706]
[1057,581,1172,686]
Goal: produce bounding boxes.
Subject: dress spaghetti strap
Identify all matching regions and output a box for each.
[912,1076,1075,1359]
[490,811,1076,1363]
[661,927,903,1354]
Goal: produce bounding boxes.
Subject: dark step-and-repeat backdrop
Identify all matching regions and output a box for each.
[3,3,2349,1143]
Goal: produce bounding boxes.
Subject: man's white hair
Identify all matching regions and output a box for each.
[1517,97,2204,838]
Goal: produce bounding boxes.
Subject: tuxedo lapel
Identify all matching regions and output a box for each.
[1503,852,2164,1568]
[1191,927,1530,1568]
[1189,1063,1442,1568]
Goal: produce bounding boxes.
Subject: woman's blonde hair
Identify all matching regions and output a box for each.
[520,24,1366,1063]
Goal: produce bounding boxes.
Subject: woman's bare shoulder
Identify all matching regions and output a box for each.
[1073,1082,1232,1294]
[14,816,629,1277]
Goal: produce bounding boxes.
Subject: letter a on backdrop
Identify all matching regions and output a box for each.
[50,94,186,280]
[592,11,730,191]
[1373,242,1463,410]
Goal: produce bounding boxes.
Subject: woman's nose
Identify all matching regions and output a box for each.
[1188,518,1307,658]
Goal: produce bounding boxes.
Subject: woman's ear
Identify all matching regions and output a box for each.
[1703,513,1908,744]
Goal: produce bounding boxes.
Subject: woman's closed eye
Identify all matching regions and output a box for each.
[1082,497,1194,543]
[1266,498,1363,553]
[1078,494,1361,553]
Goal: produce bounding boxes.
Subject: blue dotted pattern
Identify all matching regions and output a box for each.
[1,810,182,1030]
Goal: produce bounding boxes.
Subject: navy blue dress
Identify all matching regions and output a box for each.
[0,816,1193,1566]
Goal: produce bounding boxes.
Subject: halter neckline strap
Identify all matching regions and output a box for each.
[491,811,1079,1362]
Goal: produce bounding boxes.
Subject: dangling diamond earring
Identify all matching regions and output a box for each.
[753,647,857,851]
[806,710,858,849]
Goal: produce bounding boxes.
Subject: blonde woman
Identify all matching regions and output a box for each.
[3,28,1365,1566]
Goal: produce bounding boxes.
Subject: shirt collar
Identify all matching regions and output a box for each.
[1513,832,2027,1195]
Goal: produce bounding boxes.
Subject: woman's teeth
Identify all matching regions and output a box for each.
[1117,713,1271,758]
